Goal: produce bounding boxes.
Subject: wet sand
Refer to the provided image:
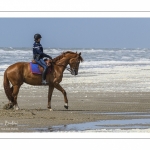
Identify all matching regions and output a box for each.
[1,85,150,132]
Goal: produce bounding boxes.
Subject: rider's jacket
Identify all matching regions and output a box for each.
[33,42,51,60]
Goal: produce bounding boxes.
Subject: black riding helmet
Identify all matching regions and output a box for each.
[34,33,42,41]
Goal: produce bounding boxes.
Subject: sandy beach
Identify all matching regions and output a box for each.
[0,65,150,132]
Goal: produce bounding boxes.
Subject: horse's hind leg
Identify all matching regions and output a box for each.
[8,86,14,108]
[12,85,20,110]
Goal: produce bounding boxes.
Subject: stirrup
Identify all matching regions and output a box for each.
[42,80,49,85]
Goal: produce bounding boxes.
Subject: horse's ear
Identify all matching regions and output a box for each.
[79,52,81,56]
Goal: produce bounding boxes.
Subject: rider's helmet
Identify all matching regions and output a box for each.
[34,33,42,41]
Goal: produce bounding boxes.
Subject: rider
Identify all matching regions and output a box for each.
[33,33,52,85]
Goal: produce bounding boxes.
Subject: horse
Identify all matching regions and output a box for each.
[3,51,83,111]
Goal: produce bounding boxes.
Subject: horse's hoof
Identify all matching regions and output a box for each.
[64,105,68,109]
[49,109,53,111]
[15,108,20,111]
[14,106,20,110]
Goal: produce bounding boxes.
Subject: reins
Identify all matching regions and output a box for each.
[52,62,72,73]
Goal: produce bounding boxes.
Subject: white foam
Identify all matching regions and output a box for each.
[0,76,3,90]
[0,64,9,68]
[82,60,150,67]
[84,128,150,132]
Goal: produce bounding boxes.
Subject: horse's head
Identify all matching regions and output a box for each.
[68,52,83,75]
[52,51,84,75]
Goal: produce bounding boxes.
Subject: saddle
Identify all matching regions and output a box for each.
[30,59,52,74]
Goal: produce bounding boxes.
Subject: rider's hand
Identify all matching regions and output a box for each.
[48,56,52,60]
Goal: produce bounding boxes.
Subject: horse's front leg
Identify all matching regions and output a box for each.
[53,82,68,109]
[48,85,54,111]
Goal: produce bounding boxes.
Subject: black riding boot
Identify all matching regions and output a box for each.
[42,68,48,85]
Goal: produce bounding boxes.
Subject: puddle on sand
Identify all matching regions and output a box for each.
[32,118,150,132]
[85,112,150,116]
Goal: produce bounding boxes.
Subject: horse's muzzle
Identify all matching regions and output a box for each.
[71,69,78,75]
[67,68,78,75]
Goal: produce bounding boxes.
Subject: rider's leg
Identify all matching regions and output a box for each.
[35,59,48,84]
[40,59,49,84]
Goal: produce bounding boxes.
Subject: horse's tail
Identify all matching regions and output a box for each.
[3,70,14,102]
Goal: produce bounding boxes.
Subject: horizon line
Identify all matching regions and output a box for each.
[0,47,150,49]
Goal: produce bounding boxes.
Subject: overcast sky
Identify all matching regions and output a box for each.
[0,18,150,49]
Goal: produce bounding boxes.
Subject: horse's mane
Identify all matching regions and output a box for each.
[52,51,83,63]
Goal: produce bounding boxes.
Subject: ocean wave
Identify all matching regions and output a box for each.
[1,48,150,73]
[81,60,150,67]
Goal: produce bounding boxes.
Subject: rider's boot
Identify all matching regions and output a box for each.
[42,68,48,85]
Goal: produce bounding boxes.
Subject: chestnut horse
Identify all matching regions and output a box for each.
[3,51,83,111]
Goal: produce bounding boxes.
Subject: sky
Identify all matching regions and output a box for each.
[0,18,150,49]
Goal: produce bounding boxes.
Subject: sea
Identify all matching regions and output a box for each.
[1,47,150,92]
[1,47,150,74]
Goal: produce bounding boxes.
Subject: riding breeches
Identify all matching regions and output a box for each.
[35,59,48,80]
[35,59,48,70]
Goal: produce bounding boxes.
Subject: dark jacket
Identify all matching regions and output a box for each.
[33,42,52,60]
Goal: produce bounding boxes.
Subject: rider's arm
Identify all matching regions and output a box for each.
[40,44,52,59]
[42,53,52,59]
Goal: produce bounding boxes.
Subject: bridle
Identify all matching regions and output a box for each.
[54,58,80,75]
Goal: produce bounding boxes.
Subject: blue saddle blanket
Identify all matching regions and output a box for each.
[30,62,41,74]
